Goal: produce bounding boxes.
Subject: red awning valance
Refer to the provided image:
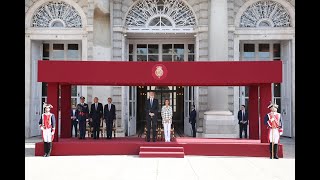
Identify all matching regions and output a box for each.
[38,61,282,86]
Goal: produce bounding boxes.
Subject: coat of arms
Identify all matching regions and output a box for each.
[155,66,164,79]
[152,64,167,80]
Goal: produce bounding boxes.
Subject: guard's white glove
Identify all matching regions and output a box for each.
[40,126,44,131]
[51,132,55,135]
[280,132,283,135]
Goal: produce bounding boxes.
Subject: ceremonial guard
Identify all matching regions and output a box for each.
[264,102,283,159]
[76,96,89,139]
[39,103,56,157]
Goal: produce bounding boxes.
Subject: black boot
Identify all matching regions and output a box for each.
[269,143,272,159]
[43,142,48,157]
[273,144,279,159]
[47,142,52,157]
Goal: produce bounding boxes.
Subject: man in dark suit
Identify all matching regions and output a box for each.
[71,105,78,137]
[145,91,159,142]
[189,105,197,137]
[90,97,103,139]
[237,105,249,138]
[104,97,116,139]
[76,96,89,139]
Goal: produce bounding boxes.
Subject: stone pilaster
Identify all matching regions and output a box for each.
[204,0,237,138]
[111,0,126,136]
[188,0,209,135]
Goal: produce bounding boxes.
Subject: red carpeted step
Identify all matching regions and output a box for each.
[139,146,185,158]
[140,146,184,152]
[139,151,185,158]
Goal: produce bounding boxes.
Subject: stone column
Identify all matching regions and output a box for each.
[111,0,125,137]
[86,0,95,106]
[204,0,237,138]
[91,6,112,105]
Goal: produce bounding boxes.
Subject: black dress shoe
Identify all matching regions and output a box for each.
[153,139,156,142]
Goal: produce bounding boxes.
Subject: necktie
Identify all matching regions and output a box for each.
[242,111,245,120]
[150,99,153,106]
[109,104,111,111]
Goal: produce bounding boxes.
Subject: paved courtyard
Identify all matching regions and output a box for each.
[25,136,295,180]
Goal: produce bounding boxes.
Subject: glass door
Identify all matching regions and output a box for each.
[30,41,43,137]
[129,39,195,135]
[184,87,194,136]
[240,41,282,109]
[41,42,81,111]
[128,86,137,136]
[280,41,292,137]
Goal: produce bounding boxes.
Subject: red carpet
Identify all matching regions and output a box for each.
[35,137,283,158]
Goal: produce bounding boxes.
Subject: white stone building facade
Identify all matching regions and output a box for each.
[25,0,295,139]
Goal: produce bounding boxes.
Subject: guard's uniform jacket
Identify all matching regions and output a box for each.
[39,112,56,157]
[264,111,283,159]
[76,103,89,139]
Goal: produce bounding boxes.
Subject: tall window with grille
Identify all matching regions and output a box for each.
[41,42,81,113]
[239,41,282,111]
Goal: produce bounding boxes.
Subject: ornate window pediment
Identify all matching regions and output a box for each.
[240,1,291,28]
[125,0,196,32]
[32,1,82,28]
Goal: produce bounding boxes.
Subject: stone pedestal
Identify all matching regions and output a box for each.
[203,111,237,138]
[196,127,204,137]
[115,128,125,137]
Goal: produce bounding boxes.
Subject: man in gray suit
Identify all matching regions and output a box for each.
[145,91,159,142]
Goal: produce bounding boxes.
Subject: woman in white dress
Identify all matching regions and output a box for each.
[161,99,173,142]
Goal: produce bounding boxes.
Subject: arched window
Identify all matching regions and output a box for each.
[32,1,82,28]
[240,1,291,28]
[125,0,196,29]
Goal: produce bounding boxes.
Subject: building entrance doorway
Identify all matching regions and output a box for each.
[135,86,184,137]
[127,38,196,137]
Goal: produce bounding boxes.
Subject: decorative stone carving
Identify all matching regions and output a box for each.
[240,1,291,27]
[32,1,82,28]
